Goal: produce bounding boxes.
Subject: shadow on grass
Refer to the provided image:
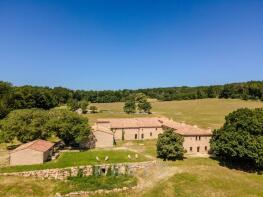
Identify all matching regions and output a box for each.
[210,156,263,175]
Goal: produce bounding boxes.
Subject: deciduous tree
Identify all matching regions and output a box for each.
[211,108,263,170]
[156,128,184,161]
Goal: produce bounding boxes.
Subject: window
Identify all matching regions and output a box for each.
[197,147,200,152]
[196,136,201,141]
[205,146,207,151]
[122,129,125,141]
[141,134,144,139]
[190,147,192,152]
[150,132,152,137]
[135,134,137,139]
[155,128,158,131]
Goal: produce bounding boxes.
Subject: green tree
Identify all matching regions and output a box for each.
[137,99,152,114]
[136,93,152,114]
[79,100,89,114]
[47,109,91,145]
[68,99,81,111]
[210,108,263,170]
[123,99,136,114]
[52,87,73,104]
[156,128,184,161]
[0,109,50,143]
[89,105,98,113]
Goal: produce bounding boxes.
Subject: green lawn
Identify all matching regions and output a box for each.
[87,99,263,129]
[116,140,157,158]
[0,149,150,173]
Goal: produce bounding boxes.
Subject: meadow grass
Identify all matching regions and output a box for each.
[0,175,137,197]
[59,175,137,194]
[87,98,263,129]
[90,157,263,197]
[0,149,150,173]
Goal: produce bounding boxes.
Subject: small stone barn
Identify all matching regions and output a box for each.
[10,139,54,166]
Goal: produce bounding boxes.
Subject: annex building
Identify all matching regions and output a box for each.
[10,139,54,166]
[93,117,212,154]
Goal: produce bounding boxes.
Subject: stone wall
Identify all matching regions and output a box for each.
[1,161,156,180]
[57,186,138,197]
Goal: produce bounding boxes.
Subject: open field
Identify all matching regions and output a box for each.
[86,98,263,129]
[0,149,149,173]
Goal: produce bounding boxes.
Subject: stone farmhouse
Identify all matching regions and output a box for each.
[10,139,54,166]
[93,117,212,154]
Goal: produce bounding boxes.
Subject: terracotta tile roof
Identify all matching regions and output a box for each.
[96,117,212,136]
[97,118,163,129]
[92,125,113,135]
[11,139,54,153]
[160,118,212,136]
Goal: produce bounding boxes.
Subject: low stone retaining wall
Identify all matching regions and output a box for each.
[1,160,156,180]
[57,186,137,197]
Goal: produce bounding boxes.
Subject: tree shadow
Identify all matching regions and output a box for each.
[210,156,262,174]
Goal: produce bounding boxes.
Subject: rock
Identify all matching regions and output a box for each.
[55,192,62,197]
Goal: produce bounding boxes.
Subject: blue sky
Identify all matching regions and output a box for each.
[0,0,263,90]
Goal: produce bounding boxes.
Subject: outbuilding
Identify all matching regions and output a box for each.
[10,139,54,166]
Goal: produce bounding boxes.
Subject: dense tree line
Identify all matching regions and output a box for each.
[1,81,263,119]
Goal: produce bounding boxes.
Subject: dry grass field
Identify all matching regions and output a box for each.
[86,98,263,129]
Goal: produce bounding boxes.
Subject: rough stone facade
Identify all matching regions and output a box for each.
[1,161,156,180]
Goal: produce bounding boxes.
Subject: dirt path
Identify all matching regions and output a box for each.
[134,162,182,191]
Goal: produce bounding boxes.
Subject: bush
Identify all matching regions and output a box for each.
[156,128,184,161]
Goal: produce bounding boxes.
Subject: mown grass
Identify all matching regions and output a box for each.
[87,99,263,129]
[116,140,157,157]
[0,149,150,173]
